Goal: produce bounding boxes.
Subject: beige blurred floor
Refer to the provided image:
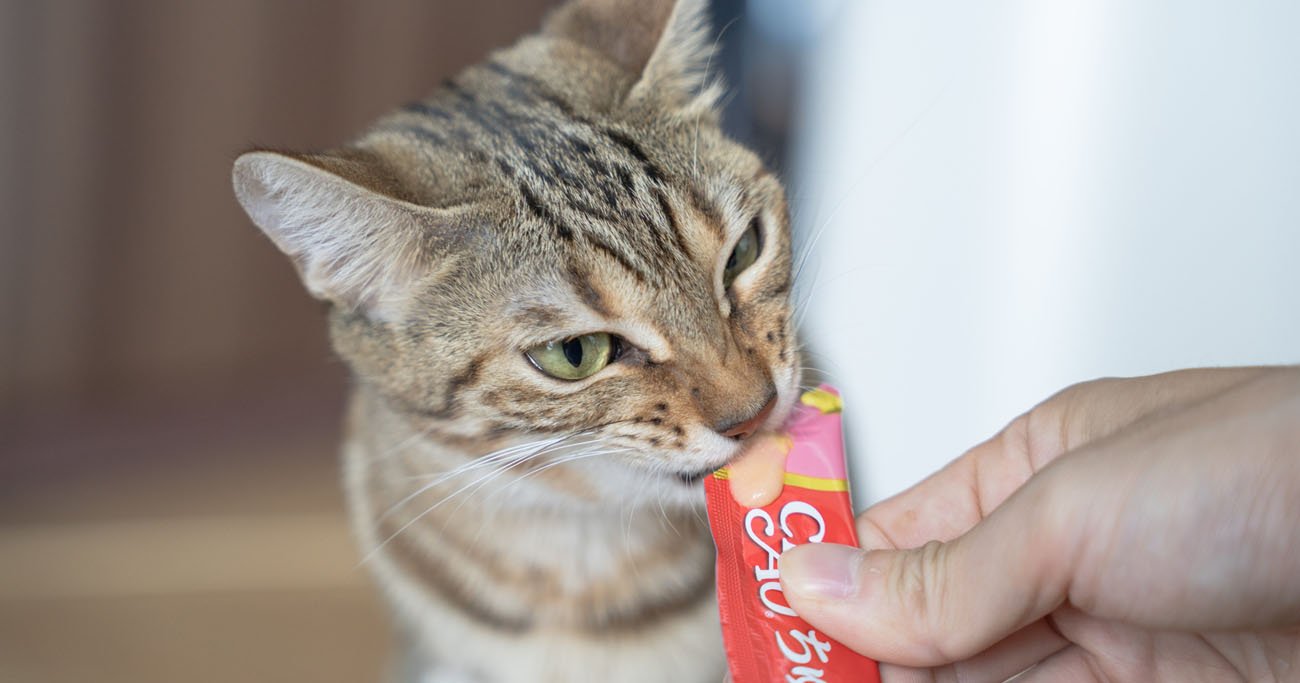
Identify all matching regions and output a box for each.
[0,377,392,683]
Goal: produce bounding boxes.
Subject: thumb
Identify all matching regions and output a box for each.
[780,464,1087,667]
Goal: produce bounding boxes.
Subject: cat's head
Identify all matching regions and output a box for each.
[232,0,800,507]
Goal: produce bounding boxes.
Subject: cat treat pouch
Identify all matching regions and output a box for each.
[705,386,882,683]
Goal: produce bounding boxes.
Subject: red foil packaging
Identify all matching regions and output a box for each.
[705,386,881,683]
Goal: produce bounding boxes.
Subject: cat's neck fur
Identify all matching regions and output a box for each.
[343,385,725,682]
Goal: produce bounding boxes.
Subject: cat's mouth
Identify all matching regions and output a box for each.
[672,385,800,487]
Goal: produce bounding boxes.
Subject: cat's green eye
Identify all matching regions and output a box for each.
[526,333,615,381]
[723,219,762,288]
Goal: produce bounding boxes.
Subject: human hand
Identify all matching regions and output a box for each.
[780,367,1300,682]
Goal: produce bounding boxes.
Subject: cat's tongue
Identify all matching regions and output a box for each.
[725,433,792,507]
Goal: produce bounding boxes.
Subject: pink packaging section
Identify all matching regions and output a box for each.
[784,385,847,481]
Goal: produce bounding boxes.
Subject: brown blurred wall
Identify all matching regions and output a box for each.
[0,1,557,431]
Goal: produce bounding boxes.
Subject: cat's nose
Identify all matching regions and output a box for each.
[717,393,777,441]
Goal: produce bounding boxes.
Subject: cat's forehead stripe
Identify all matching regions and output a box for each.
[366,62,774,347]
[582,230,654,283]
[565,261,615,318]
[483,60,577,119]
[382,70,712,282]
[652,187,692,257]
[602,129,668,184]
[461,116,670,273]
[686,186,726,239]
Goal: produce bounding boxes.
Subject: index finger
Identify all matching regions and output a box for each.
[854,367,1273,551]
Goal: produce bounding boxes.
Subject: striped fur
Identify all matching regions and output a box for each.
[232,1,799,680]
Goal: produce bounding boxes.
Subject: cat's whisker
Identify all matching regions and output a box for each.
[793,288,823,330]
[791,217,830,290]
[797,359,833,381]
[692,15,740,177]
[375,432,595,523]
[443,438,602,499]
[653,479,681,538]
[499,447,634,491]
[377,442,549,518]
[689,503,707,529]
[397,439,549,480]
[439,437,635,523]
[788,202,829,291]
[454,436,596,549]
[410,432,607,481]
[360,445,560,566]
[798,365,834,379]
[370,420,444,463]
[790,83,954,339]
[389,428,636,529]
[792,81,949,293]
[482,443,632,499]
[619,468,651,581]
[797,264,869,330]
[787,283,819,334]
[798,347,842,366]
[791,266,831,330]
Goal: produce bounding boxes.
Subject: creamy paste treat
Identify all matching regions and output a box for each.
[725,433,792,508]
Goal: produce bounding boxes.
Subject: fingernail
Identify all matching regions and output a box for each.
[782,543,863,600]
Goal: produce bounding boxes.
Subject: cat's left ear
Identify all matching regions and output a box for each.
[544,0,718,112]
[232,150,465,321]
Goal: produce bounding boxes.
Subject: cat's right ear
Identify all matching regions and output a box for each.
[544,0,716,111]
[232,150,452,321]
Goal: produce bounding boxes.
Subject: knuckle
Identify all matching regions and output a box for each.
[890,540,962,662]
[1019,383,1087,469]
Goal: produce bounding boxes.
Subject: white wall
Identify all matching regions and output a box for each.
[788,0,1300,505]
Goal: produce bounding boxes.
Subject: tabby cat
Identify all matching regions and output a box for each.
[232,0,800,680]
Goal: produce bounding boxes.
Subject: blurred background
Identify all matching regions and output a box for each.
[2,1,1297,681]
[789,0,1300,502]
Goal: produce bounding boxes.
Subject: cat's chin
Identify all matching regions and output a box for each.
[664,449,736,490]
[674,467,715,487]
[608,461,724,508]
